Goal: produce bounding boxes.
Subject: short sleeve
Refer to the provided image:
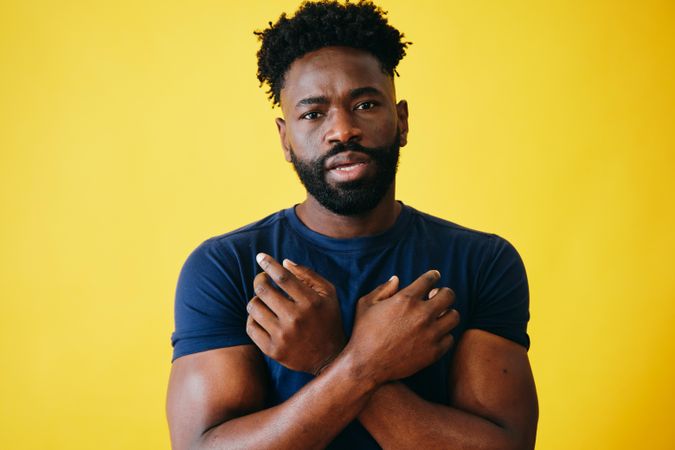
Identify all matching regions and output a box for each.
[469,236,531,349]
[171,240,253,361]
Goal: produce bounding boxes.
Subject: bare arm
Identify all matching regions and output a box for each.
[263,259,537,449]
[358,329,538,450]
[167,258,455,450]
[167,345,266,450]
[167,344,380,450]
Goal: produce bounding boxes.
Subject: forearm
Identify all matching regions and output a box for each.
[194,352,378,450]
[358,383,530,450]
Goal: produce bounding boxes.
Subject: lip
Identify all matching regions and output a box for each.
[327,161,371,183]
[325,151,373,183]
[325,151,371,170]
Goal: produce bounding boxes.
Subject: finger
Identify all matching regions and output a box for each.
[364,275,400,304]
[256,253,315,304]
[247,296,279,333]
[398,270,440,300]
[246,315,271,352]
[253,272,293,315]
[427,287,456,315]
[435,309,460,335]
[438,333,455,354]
[282,259,334,297]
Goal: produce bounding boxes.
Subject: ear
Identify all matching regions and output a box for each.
[396,100,409,147]
[275,117,292,162]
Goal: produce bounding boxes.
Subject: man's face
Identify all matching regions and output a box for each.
[276,46,409,215]
[289,133,401,216]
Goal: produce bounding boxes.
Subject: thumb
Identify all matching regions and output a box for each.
[282,259,335,296]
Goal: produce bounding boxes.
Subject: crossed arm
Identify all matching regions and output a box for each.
[167,255,538,450]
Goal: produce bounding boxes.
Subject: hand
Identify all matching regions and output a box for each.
[347,271,460,384]
[246,253,346,375]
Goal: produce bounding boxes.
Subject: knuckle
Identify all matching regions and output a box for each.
[296,301,310,312]
[275,333,289,351]
[440,288,456,305]
[254,283,266,295]
[435,287,451,301]
[253,274,268,294]
[287,314,300,330]
[275,271,290,284]
[447,288,456,300]
[307,294,322,307]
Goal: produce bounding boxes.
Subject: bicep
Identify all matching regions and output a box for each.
[449,329,538,446]
[167,345,268,450]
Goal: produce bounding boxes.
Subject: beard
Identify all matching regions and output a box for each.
[289,133,401,216]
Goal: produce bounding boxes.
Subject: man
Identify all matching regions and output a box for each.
[166,1,538,449]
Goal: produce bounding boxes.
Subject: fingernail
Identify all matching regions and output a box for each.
[388,275,397,282]
[432,270,441,278]
[256,253,265,264]
[283,258,297,266]
[429,288,439,298]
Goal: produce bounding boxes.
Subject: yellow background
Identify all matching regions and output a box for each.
[1,1,673,448]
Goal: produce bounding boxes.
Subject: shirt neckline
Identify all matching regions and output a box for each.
[282,202,413,252]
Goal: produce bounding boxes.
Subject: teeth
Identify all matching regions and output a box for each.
[334,163,363,171]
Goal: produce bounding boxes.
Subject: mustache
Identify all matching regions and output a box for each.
[318,141,392,165]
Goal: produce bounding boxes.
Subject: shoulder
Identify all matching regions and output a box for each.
[406,206,516,255]
[183,209,296,267]
[200,209,289,252]
[177,209,293,290]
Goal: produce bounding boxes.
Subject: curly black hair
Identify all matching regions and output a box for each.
[254,0,410,106]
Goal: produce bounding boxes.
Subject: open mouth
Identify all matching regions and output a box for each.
[333,162,367,172]
[327,160,372,182]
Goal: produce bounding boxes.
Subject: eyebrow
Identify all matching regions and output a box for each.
[295,86,384,108]
[296,96,330,107]
[349,86,383,99]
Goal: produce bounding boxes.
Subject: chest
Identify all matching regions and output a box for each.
[261,240,480,406]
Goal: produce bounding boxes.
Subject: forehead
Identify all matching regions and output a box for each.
[280,46,395,108]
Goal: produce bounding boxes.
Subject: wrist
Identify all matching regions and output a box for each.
[312,336,347,376]
[331,345,383,390]
[312,352,339,376]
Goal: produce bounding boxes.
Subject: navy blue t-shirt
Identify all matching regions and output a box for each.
[171,204,530,449]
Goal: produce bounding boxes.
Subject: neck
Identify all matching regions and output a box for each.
[295,186,401,239]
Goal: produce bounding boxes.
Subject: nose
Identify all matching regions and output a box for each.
[324,108,362,144]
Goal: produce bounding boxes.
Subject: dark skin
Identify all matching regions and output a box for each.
[166,46,538,449]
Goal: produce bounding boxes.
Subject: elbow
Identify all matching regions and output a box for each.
[501,417,538,450]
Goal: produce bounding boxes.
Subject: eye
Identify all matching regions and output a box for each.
[355,101,377,111]
[300,111,323,120]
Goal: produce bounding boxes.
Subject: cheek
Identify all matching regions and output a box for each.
[363,115,397,143]
[288,124,322,155]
